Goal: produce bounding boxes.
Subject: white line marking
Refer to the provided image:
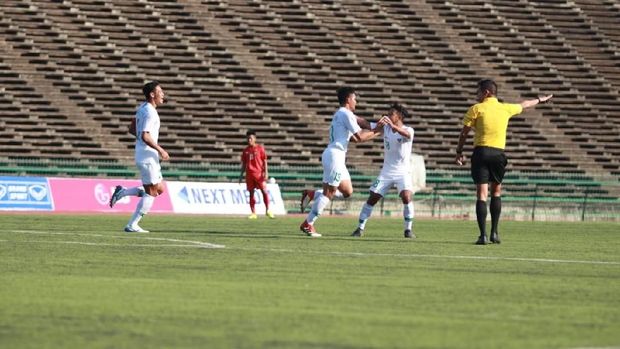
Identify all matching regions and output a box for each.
[235,247,620,266]
[12,240,213,248]
[131,236,224,249]
[3,230,618,265]
[6,230,224,249]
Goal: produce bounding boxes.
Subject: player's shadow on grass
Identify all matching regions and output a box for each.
[326,236,471,245]
[147,230,471,244]
[152,229,296,239]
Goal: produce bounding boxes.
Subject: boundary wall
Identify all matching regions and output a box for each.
[0,176,286,215]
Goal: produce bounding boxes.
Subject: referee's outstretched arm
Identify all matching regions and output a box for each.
[521,94,553,109]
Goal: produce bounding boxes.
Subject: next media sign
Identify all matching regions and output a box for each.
[0,176,54,211]
[167,181,286,215]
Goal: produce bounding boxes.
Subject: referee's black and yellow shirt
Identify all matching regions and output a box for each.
[463,97,522,150]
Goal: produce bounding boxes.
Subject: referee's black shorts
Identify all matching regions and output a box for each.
[470,146,508,184]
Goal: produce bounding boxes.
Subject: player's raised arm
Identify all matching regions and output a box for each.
[381,115,411,139]
[520,94,553,109]
[356,116,372,130]
[351,117,386,142]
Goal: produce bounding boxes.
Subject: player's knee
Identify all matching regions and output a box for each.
[400,193,412,204]
[491,184,502,196]
[366,193,381,205]
[323,186,338,198]
[338,185,353,198]
[366,198,378,206]
[334,180,353,197]
[144,184,163,197]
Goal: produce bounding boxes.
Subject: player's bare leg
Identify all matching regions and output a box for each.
[300,189,315,213]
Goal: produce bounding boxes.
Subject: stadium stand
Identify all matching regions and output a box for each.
[0,0,619,202]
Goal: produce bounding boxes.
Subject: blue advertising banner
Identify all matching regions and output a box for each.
[0,176,54,211]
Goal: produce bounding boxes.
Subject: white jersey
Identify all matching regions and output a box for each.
[380,124,414,177]
[134,102,160,163]
[326,107,362,152]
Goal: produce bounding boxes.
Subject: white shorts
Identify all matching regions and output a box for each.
[137,160,163,185]
[321,148,350,186]
[369,173,413,197]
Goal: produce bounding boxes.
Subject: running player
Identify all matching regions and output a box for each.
[299,86,383,237]
[109,81,169,232]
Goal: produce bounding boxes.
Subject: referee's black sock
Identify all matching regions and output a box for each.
[490,196,501,234]
[476,199,487,237]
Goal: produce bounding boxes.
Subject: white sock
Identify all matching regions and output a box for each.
[313,189,342,198]
[313,190,322,201]
[306,193,331,225]
[122,186,145,198]
[128,193,155,227]
[404,202,414,231]
[358,203,374,230]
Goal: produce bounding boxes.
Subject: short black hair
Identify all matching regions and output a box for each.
[477,79,497,96]
[337,86,356,106]
[143,81,160,100]
[246,130,256,137]
[390,103,410,120]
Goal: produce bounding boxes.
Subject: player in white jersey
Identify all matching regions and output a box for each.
[299,86,384,237]
[109,81,170,232]
[351,103,416,238]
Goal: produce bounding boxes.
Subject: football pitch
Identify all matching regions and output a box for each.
[1,214,618,349]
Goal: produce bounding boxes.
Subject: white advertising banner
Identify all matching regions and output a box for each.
[166,181,287,215]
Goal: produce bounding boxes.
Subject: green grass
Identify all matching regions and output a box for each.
[0,214,618,349]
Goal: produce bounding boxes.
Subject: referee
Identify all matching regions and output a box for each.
[455,79,553,245]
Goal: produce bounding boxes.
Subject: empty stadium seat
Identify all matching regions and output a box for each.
[0,0,619,185]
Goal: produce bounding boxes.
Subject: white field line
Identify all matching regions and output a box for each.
[6,230,224,249]
[14,240,211,248]
[234,247,620,266]
[3,230,619,266]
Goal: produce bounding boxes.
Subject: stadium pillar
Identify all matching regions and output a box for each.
[431,187,438,217]
[531,184,538,221]
[581,190,589,221]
